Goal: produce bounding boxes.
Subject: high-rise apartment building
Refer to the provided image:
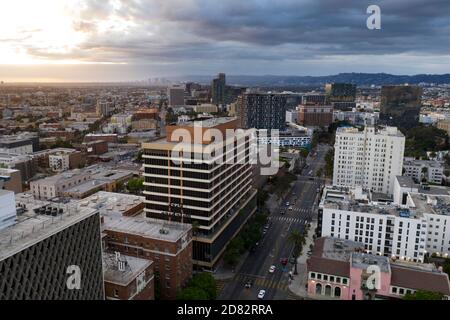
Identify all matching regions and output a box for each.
[380,85,422,129]
[333,126,405,194]
[211,73,226,105]
[0,202,104,299]
[325,83,357,111]
[142,117,257,270]
[167,85,185,107]
[236,93,288,130]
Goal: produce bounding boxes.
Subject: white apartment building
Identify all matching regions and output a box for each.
[403,157,444,185]
[49,153,71,172]
[319,182,450,263]
[333,126,405,194]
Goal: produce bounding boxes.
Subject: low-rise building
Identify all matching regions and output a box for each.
[103,252,155,300]
[0,168,22,193]
[306,237,450,300]
[403,158,444,185]
[102,215,193,300]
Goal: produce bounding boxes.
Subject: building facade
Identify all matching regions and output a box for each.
[297,104,334,127]
[236,93,288,130]
[403,158,444,185]
[142,117,257,270]
[333,126,405,194]
[380,85,422,129]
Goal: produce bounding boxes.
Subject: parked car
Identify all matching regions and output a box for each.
[269,265,276,273]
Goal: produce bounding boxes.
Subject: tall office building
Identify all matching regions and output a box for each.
[236,93,288,130]
[297,104,334,127]
[325,83,357,111]
[333,126,405,194]
[0,202,104,299]
[380,85,422,129]
[211,73,226,105]
[167,85,185,106]
[142,117,257,270]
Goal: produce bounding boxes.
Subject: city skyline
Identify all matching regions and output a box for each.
[2,0,450,82]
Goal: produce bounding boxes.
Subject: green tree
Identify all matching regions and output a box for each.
[127,178,144,194]
[288,230,305,275]
[188,273,217,300]
[403,290,444,300]
[177,287,209,300]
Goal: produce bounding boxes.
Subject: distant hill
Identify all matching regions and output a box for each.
[174,73,450,87]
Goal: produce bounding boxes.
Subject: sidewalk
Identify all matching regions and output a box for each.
[213,251,250,281]
[288,219,317,299]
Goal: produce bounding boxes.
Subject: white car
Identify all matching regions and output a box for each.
[258,290,266,299]
[269,265,276,273]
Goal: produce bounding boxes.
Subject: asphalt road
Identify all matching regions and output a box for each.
[219,144,330,300]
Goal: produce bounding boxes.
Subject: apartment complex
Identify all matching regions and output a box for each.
[318,182,450,263]
[0,202,104,299]
[236,93,288,130]
[103,252,155,300]
[306,237,450,300]
[142,117,257,270]
[102,215,192,299]
[403,158,444,185]
[297,104,334,127]
[333,126,405,194]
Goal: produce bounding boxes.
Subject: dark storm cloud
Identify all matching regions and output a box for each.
[20,0,450,75]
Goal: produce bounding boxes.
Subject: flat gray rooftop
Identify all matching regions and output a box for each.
[0,204,98,261]
[102,215,191,243]
[103,252,152,286]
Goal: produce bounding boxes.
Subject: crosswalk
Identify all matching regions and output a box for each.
[216,280,227,294]
[235,274,289,291]
[288,207,311,214]
[269,216,309,224]
[286,292,303,300]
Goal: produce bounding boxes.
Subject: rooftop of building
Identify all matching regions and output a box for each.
[102,215,191,243]
[166,117,237,128]
[75,191,144,216]
[336,125,404,137]
[0,202,98,261]
[351,252,391,273]
[403,158,444,168]
[321,185,450,218]
[64,179,108,195]
[103,252,152,286]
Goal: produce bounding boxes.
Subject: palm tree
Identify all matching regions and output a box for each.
[288,230,305,275]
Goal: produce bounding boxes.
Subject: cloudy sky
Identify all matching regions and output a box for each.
[1,0,450,82]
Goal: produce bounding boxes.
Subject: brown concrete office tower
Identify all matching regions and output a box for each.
[142,117,257,270]
[297,104,333,127]
[0,204,104,300]
[380,85,422,129]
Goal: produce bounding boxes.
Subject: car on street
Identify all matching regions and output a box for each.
[286,202,290,206]
[269,265,276,273]
[257,290,266,299]
[288,206,293,210]
[280,258,288,265]
[245,280,253,289]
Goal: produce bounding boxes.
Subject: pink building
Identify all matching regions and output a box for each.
[307,237,450,300]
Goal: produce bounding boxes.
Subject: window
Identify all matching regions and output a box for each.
[334,287,341,298]
[310,273,316,279]
[114,289,119,298]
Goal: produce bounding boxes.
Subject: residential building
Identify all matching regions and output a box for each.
[0,133,39,154]
[236,93,288,130]
[333,110,379,126]
[0,168,22,193]
[48,149,84,172]
[167,85,185,107]
[0,203,104,299]
[333,126,405,194]
[380,85,422,129]
[403,158,444,184]
[297,104,334,127]
[318,183,450,263]
[325,83,357,110]
[102,215,192,299]
[306,237,450,300]
[211,73,226,105]
[103,252,155,300]
[142,117,257,270]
